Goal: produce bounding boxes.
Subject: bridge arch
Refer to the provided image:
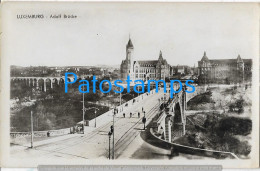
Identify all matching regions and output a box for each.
[59,78,65,87]
[52,78,59,88]
[38,78,45,92]
[45,78,52,91]
[28,78,34,87]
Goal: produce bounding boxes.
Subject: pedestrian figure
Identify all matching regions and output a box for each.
[142,117,146,130]
[47,131,50,137]
[138,112,140,118]
[130,112,132,118]
[123,113,125,118]
[142,107,144,112]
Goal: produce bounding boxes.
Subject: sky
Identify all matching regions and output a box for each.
[2,2,259,67]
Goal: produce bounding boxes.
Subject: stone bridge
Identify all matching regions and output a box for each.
[155,83,204,143]
[156,87,187,142]
[10,75,93,92]
[156,84,205,143]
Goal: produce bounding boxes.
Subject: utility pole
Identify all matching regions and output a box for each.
[108,131,112,159]
[86,107,99,127]
[120,92,121,106]
[112,108,115,159]
[94,108,97,128]
[31,111,34,148]
[82,87,85,134]
[120,92,122,112]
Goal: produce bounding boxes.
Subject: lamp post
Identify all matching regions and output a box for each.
[82,87,85,134]
[85,107,99,128]
[94,109,97,127]
[112,107,117,159]
[30,111,34,148]
[120,92,122,111]
[158,98,161,115]
[108,131,112,159]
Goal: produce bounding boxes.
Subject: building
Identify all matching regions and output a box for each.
[172,65,191,75]
[198,52,252,84]
[120,38,171,82]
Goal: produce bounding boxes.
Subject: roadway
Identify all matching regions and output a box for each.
[10,89,168,162]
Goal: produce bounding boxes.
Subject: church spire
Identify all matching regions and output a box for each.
[159,50,163,60]
[237,54,243,63]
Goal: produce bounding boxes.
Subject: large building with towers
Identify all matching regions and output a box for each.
[120,38,171,82]
[198,52,252,84]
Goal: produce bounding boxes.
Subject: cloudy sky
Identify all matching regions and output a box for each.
[2,2,259,67]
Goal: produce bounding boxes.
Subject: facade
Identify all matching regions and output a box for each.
[172,65,191,75]
[198,52,252,84]
[120,38,171,82]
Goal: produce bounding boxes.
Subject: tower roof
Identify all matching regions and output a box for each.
[158,50,164,60]
[126,38,134,48]
[237,54,243,62]
[201,51,209,61]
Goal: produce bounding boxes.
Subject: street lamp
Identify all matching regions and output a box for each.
[120,92,122,112]
[112,106,117,159]
[30,111,34,148]
[94,109,97,127]
[158,98,161,115]
[108,131,112,159]
[85,107,100,127]
[82,87,85,134]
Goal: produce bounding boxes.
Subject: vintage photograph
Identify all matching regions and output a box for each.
[1,2,259,168]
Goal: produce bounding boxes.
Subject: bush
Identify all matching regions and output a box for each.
[216,117,252,137]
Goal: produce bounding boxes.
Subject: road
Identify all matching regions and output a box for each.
[10,89,168,162]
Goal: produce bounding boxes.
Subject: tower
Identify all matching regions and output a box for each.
[157,50,163,80]
[126,38,134,63]
[158,50,163,61]
[237,54,244,83]
[126,37,135,80]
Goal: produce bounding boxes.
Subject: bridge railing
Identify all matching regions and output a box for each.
[150,128,239,159]
[10,128,70,144]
